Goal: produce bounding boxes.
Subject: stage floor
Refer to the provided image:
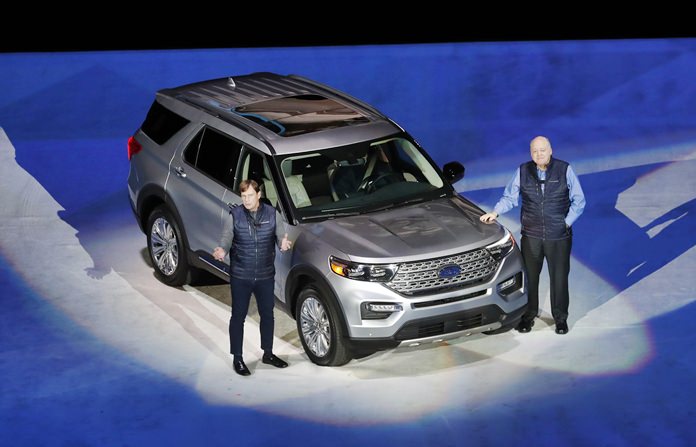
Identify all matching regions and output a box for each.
[2,125,695,445]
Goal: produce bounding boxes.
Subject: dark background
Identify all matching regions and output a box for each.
[3,12,694,53]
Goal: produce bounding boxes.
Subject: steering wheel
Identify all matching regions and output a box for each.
[358,172,403,193]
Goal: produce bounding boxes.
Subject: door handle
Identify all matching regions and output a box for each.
[174,166,187,178]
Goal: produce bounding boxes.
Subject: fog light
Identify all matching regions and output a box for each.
[499,277,516,290]
[497,272,522,296]
[368,303,402,312]
[361,302,403,320]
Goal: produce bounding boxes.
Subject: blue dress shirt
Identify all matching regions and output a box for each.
[493,164,586,227]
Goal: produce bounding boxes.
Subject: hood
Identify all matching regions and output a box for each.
[308,196,506,261]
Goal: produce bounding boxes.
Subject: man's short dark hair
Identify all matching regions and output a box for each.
[239,179,260,193]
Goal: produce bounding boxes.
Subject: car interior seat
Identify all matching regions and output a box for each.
[280,159,312,208]
[290,156,333,205]
[261,163,279,208]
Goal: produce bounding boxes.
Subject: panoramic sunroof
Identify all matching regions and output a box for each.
[233,94,371,137]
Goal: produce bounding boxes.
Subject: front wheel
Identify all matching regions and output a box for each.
[146,206,190,286]
[295,284,352,366]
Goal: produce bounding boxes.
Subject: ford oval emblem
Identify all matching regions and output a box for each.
[438,265,461,278]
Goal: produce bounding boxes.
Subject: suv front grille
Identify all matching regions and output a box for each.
[385,248,498,296]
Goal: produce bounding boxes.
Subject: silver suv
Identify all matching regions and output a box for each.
[127,72,527,366]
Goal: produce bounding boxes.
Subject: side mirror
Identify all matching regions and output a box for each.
[443,161,465,184]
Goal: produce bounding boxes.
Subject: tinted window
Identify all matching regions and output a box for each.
[140,101,190,145]
[238,150,266,188]
[183,130,203,165]
[184,127,242,188]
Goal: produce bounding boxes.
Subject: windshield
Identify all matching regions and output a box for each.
[273,134,451,221]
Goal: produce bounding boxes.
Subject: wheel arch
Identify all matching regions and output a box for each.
[139,188,197,265]
[285,264,350,336]
[136,184,166,233]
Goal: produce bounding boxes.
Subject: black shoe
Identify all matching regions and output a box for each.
[515,319,535,333]
[262,353,288,368]
[555,321,569,335]
[233,358,251,376]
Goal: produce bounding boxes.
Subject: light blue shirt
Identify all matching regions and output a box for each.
[493,164,586,227]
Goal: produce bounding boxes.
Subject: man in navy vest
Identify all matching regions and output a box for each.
[213,179,293,376]
[480,136,585,334]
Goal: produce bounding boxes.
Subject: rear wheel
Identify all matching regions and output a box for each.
[295,284,352,366]
[146,206,190,286]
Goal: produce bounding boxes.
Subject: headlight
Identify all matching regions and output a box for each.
[329,256,398,282]
[486,230,515,262]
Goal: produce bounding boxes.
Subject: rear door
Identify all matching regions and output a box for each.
[166,126,242,264]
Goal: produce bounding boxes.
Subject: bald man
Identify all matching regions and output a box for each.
[480,136,585,334]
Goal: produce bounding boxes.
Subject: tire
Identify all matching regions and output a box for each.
[295,284,352,366]
[146,205,190,286]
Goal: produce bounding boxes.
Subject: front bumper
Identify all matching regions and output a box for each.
[344,303,526,352]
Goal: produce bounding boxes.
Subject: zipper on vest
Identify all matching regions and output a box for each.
[539,181,546,239]
[253,221,258,282]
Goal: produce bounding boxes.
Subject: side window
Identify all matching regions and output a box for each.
[183,129,203,165]
[183,127,242,188]
[140,101,190,145]
[238,149,278,207]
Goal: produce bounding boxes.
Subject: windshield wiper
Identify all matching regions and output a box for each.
[320,205,362,213]
[402,196,425,205]
[368,203,397,213]
[302,210,362,221]
[303,196,427,220]
[369,197,425,213]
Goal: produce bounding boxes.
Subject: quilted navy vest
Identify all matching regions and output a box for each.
[229,202,277,280]
[519,158,571,240]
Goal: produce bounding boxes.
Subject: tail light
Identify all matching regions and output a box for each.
[128,136,143,160]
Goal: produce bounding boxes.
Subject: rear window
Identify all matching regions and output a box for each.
[140,101,190,145]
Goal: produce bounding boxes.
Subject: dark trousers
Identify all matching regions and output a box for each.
[229,277,275,357]
[520,235,572,324]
